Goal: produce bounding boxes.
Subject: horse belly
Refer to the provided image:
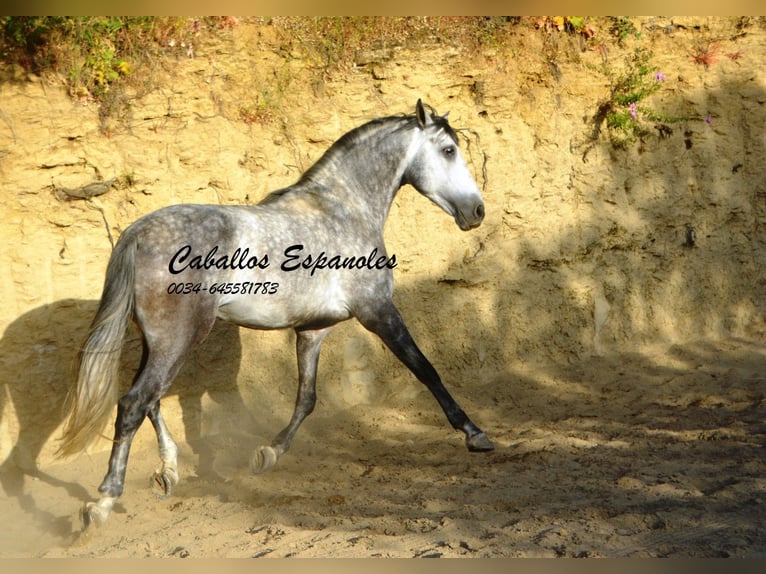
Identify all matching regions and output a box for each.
[215,277,351,330]
[216,298,293,329]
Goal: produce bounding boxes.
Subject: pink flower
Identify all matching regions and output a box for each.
[654,72,667,81]
[629,102,638,120]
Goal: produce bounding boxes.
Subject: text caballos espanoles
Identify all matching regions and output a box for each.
[168,244,397,277]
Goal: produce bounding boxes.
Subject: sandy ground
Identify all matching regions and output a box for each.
[1,18,766,558]
[1,337,764,558]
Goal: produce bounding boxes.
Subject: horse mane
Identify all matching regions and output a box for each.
[259,104,456,204]
[298,114,413,183]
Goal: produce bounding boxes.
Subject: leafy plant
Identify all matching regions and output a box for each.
[688,38,720,68]
[0,17,239,132]
[591,47,673,147]
[0,16,62,69]
[535,16,596,40]
[608,16,641,45]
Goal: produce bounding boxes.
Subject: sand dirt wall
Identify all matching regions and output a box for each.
[1,17,765,557]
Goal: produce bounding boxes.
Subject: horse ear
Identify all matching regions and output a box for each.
[442,111,450,120]
[416,99,430,128]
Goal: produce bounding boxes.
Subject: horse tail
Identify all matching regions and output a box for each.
[57,237,137,457]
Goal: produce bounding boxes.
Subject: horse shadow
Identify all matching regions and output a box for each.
[0,298,247,538]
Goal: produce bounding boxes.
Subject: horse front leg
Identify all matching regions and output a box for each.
[357,301,494,452]
[251,326,331,474]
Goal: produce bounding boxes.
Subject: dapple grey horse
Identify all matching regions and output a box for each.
[59,100,494,530]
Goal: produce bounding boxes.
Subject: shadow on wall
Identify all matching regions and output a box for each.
[487,74,766,361]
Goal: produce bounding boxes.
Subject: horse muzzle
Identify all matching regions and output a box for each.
[455,201,485,231]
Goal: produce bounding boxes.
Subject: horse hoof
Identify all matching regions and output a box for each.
[80,502,107,530]
[466,431,495,452]
[250,446,278,474]
[151,469,178,499]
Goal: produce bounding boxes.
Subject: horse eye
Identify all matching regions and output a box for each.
[443,146,456,158]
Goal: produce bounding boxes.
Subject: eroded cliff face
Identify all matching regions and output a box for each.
[1,18,766,558]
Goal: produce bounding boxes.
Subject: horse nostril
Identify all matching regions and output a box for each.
[474,203,485,221]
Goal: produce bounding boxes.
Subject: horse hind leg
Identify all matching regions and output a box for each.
[82,319,214,529]
[251,327,330,474]
[112,338,179,499]
[81,381,155,529]
[147,402,179,499]
[81,363,174,529]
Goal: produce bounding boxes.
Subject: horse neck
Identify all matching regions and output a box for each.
[299,119,421,228]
